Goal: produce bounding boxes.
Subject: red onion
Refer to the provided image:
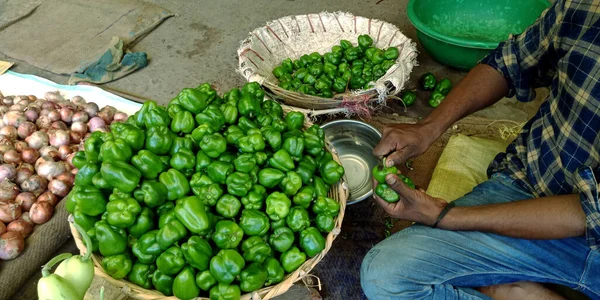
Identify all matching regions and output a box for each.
[3,150,21,164]
[47,110,60,122]
[0,202,21,223]
[39,146,58,158]
[98,106,117,124]
[0,222,5,236]
[15,167,33,185]
[15,192,36,211]
[72,111,89,123]
[9,104,24,112]
[36,160,65,180]
[55,172,74,186]
[2,97,13,106]
[71,96,86,106]
[70,121,87,133]
[26,131,49,150]
[0,164,16,181]
[48,179,69,198]
[50,121,68,131]
[83,102,99,117]
[87,117,106,132]
[20,175,47,196]
[14,141,28,152]
[38,190,59,205]
[0,180,20,202]
[59,107,74,123]
[57,145,72,161]
[44,91,62,102]
[29,201,53,224]
[48,129,69,147]
[7,218,33,237]
[69,131,83,144]
[17,99,30,107]
[0,106,8,115]
[21,148,40,164]
[19,163,34,173]
[3,111,26,127]
[113,112,128,123]
[42,101,57,110]
[0,126,17,140]
[17,122,36,139]
[0,231,25,260]
[40,109,50,117]
[35,116,51,129]
[27,95,37,101]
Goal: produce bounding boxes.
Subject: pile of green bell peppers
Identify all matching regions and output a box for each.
[68,81,346,300]
[272,35,400,98]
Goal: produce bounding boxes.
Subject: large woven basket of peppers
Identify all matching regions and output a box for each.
[237,11,418,111]
[67,82,348,300]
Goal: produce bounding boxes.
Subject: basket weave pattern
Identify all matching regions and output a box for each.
[70,107,349,300]
[237,11,418,110]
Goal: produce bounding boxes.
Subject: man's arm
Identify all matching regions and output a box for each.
[439,194,586,239]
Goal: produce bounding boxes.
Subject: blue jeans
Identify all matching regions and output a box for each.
[360,173,600,299]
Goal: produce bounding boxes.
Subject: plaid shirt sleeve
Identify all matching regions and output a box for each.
[480,0,564,102]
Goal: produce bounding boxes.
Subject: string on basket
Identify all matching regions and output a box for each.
[339,94,374,119]
[300,272,323,291]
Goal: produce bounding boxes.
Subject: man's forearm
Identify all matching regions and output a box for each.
[439,194,587,239]
[419,64,510,139]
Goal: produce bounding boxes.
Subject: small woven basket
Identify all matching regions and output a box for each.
[70,107,349,300]
[237,11,417,111]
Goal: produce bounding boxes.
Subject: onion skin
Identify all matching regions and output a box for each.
[15,167,33,186]
[15,192,36,211]
[50,121,68,131]
[58,145,72,161]
[0,180,20,202]
[26,131,49,150]
[0,164,16,181]
[72,112,89,123]
[29,201,53,224]
[0,231,25,260]
[0,222,5,235]
[71,96,86,106]
[24,108,39,122]
[3,150,21,164]
[48,179,70,197]
[113,112,128,123]
[21,147,40,164]
[69,131,83,144]
[70,121,87,134]
[0,202,22,223]
[55,172,74,187]
[60,107,74,123]
[3,111,26,128]
[38,191,58,206]
[83,102,99,117]
[20,175,48,196]
[87,117,106,132]
[0,126,17,140]
[14,140,28,152]
[7,218,33,237]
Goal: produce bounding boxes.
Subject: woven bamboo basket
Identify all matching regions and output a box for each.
[237,11,418,111]
[70,107,350,300]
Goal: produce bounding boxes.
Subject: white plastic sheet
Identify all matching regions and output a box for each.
[0,71,142,114]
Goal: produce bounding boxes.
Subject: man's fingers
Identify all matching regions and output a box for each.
[372,178,398,213]
[386,149,410,167]
[372,139,394,158]
[385,174,416,199]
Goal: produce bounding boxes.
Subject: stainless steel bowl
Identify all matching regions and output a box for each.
[321,120,381,204]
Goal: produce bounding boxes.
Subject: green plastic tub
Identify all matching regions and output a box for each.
[407,0,550,70]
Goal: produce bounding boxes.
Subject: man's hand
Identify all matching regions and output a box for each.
[373,174,447,226]
[373,123,435,167]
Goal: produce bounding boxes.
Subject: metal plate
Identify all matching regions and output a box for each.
[321,120,381,205]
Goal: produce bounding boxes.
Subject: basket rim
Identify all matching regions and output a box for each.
[70,108,350,300]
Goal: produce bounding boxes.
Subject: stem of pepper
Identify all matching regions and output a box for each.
[73,222,93,261]
[41,253,73,277]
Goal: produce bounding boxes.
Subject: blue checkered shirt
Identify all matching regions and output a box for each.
[482,0,600,249]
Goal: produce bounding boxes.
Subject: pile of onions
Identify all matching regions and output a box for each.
[0,91,127,260]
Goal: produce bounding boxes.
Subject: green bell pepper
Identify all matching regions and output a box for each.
[159,169,190,200]
[92,172,111,190]
[280,247,306,273]
[284,111,304,131]
[106,196,141,228]
[320,160,344,185]
[95,220,127,256]
[344,47,361,62]
[157,219,188,250]
[280,171,302,196]
[195,150,213,172]
[372,157,397,183]
[239,262,268,292]
[268,149,295,172]
[365,47,377,60]
[193,184,223,207]
[210,283,241,300]
[128,262,155,289]
[111,123,145,151]
[191,123,215,144]
[241,81,265,101]
[293,186,315,209]
[156,246,186,275]
[218,151,237,163]
[340,39,353,50]
[73,206,99,232]
[286,206,311,232]
[261,100,284,119]
[242,236,272,264]
[358,34,373,49]
[272,66,286,78]
[84,131,111,163]
[206,161,234,184]
[145,126,174,155]
[263,257,284,286]
[240,185,267,210]
[210,249,246,283]
[196,270,217,291]
[170,148,195,177]
[238,94,261,119]
[174,195,210,234]
[311,176,329,198]
[152,270,175,296]
[265,192,291,221]
[173,266,200,300]
[315,214,335,233]
[215,194,242,218]
[212,220,244,249]
[258,168,285,188]
[72,185,106,216]
[102,253,132,279]
[238,132,265,153]
[129,207,155,238]
[332,77,347,93]
[399,174,416,189]
[171,110,195,134]
[303,124,325,156]
[72,151,87,169]
[239,209,270,236]
[370,49,385,65]
[401,90,417,106]
[313,196,340,217]
[143,104,172,129]
[297,84,317,95]
[195,106,225,132]
[232,154,255,173]
[429,90,445,108]
[420,72,437,90]
[221,103,239,125]
[375,183,399,202]
[225,172,252,197]
[349,76,366,90]
[261,126,282,152]
[133,180,167,208]
[299,227,326,257]
[179,85,215,114]
[309,63,324,77]
[296,156,317,185]
[384,47,399,60]
[269,227,294,253]
[200,133,227,158]
[131,150,165,180]
[270,219,286,231]
[281,58,293,73]
[132,230,161,264]
[435,78,452,95]
[182,236,213,271]
[282,136,304,161]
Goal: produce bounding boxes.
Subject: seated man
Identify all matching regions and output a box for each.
[361,0,600,299]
